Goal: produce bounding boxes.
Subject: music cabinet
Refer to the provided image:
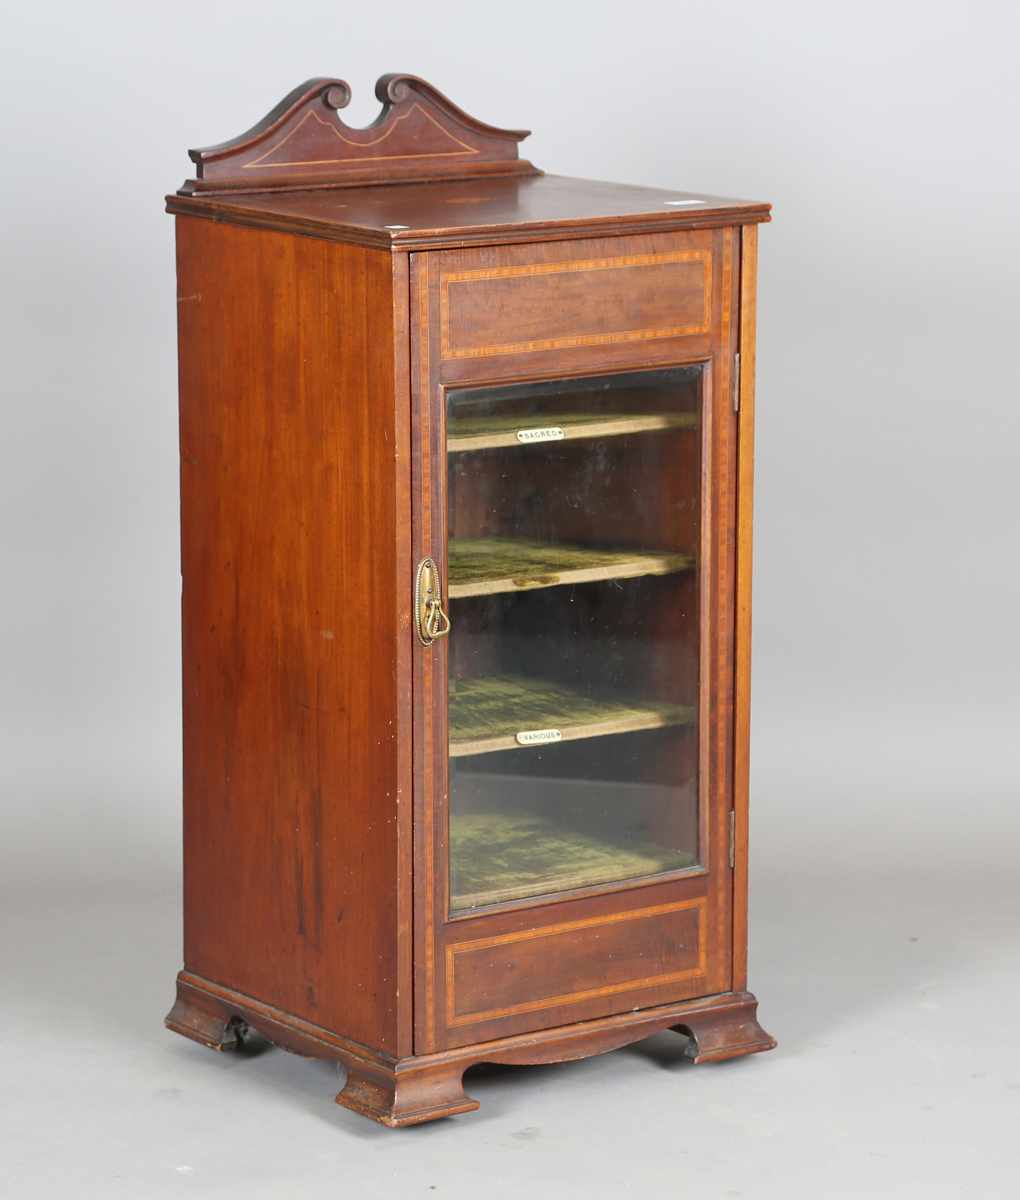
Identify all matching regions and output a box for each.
[165,75,775,1126]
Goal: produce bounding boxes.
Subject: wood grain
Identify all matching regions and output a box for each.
[732,224,758,994]
[447,899,705,1025]
[166,174,770,253]
[168,970,773,1126]
[176,217,409,1054]
[409,248,447,1055]
[390,250,416,1059]
[440,251,710,358]
[181,75,537,195]
[168,97,775,1113]
[698,226,738,995]
[433,230,721,383]
[417,227,739,1051]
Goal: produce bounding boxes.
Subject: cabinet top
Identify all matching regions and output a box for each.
[168,76,769,251]
[168,173,770,252]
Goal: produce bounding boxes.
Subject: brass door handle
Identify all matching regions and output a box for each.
[415,557,451,645]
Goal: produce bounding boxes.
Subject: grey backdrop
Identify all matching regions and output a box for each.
[2,2,1018,1196]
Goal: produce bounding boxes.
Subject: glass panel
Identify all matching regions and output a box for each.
[446,367,702,913]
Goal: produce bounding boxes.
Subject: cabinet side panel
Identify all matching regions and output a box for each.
[176,218,405,1053]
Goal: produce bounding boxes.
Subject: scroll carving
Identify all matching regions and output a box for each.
[179,75,539,196]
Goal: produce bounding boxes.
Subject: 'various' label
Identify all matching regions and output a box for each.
[516,728,563,746]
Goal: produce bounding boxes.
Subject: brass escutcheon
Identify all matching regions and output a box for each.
[415,557,451,646]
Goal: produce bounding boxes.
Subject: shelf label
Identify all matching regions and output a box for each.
[516,427,564,444]
[516,728,562,746]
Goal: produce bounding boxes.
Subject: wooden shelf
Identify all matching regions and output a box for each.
[450,810,696,910]
[447,410,698,452]
[449,673,695,757]
[448,537,694,598]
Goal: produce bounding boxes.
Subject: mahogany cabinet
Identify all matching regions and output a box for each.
[164,75,775,1126]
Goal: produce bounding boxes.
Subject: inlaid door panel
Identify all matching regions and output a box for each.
[433,229,723,385]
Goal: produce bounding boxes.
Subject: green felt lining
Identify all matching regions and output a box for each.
[448,673,694,744]
[450,811,696,909]
[448,536,693,588]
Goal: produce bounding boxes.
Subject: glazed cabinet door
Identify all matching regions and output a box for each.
[411,229,741,1053]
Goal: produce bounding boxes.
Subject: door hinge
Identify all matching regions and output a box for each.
[729,810,736,868]
[733,352,741,412]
